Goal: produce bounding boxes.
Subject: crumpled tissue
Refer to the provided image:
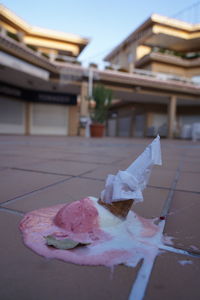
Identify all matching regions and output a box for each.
[100,135,162,204]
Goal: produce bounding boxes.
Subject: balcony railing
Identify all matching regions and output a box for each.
[107,62,200,85]
[132,68,197,84]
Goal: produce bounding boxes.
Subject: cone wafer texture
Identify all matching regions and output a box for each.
[98,199,134,219]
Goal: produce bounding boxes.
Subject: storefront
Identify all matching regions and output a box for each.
[0,82,77,136]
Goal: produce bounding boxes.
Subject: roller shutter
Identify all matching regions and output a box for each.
[0,97,25,134]
[30,103,68,135]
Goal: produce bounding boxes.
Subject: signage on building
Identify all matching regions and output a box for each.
[0,82,77,105]
[0,84,22,98]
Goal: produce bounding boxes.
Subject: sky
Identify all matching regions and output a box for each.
[2,0,200,68]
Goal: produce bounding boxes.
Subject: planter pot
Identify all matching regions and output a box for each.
[90,123,105,137]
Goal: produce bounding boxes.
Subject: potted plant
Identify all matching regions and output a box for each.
[89,84,112,137]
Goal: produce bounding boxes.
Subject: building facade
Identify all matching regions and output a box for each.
[0,4,88,136]
[104,14,200,138]
[0,5,200,139]
[104,14,200,78]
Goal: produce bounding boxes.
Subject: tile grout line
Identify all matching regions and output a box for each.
[4,168,200,193]
[78,175,105,182]
[158,149,200,258]
[128,256,157,300]
[159,162,183,220]
[128,153,185,300]
[10,167,71,177]
[0,176,74,206]
[0,153,125,166]
[167,188,200,195]
[0,168,104,206]
[53,158,122,166]
[0,206,24,216]
[10,165,101,178]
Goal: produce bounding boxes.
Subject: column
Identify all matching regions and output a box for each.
[80,81,89,116]
[79,81,89,137]
[68,106,78,136]
[168,95,177,139]
[128,62,134,73]
[25,102,31,135]
[145,112,153,137]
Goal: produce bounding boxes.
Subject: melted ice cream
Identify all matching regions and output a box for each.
[19,197,165,267]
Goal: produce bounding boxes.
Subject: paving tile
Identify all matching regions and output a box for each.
[4,177,105,213]
[0,211,140,300]
[83,165,121,180]
[155,158,179,171]
[176,172,200,192]
[18,149,78,160]
[133,187,169,219]
[164,191,200,251]
[161,146,183,157]
[180,161,200,173]
[110,152,147,170]
[161,153,182,162]
[184,148,200,158]
[0,167,7,171]
[0,169,67,203]
[1,135,200,300]
[0,155,48,169]
[182,154,200,163]
[20,160,99,176]
[57,153,122,164]
[144,251,200,300]
[4,179,168,223]
[148,169,176,189]
[104,154,179,173]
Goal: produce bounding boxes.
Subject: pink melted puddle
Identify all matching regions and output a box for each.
[19,197,166,268]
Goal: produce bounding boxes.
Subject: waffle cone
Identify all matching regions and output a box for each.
[98,199,134,219]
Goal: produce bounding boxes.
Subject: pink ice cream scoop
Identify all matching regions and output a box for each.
[54,197,99,233]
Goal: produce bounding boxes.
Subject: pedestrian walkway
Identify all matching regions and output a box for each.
[0,135,200,300]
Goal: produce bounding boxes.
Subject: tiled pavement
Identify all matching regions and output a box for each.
[0,135,200,300]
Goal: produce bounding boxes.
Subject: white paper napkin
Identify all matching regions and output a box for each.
[100,135,162,204]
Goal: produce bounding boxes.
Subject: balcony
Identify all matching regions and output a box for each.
[132,67,199,85]
[135,51,200,69]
